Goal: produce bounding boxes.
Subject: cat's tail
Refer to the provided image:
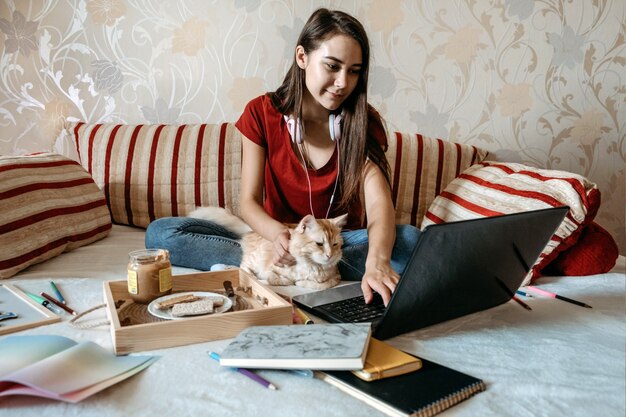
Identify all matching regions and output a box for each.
[187,206,252,235]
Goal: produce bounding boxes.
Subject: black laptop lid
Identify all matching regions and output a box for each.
[373,206,568,340]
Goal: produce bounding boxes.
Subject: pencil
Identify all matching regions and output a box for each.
[235,367,277,390]
[526,286,592,309]
[512,295,532,311]
[41,292,77,315]
[208,351,277,390]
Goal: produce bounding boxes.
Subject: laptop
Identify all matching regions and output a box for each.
[292,206,568,340]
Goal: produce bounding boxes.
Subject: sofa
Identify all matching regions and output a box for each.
[0,122,623,417]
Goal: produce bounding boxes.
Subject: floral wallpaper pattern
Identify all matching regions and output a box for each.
[0,0,624,252]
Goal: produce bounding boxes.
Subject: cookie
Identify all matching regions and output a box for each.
[156,294,203,310]
[205,295,225,307]
[171,298,214,317]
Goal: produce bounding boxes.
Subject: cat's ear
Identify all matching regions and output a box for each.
[295,215,317,233]
[330,213,348,228]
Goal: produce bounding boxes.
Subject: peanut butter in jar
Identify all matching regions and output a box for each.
[127,249,172,304]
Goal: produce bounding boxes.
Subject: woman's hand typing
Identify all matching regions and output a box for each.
[361,261,400,306]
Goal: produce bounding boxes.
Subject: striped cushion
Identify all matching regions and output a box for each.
[422,161,601,283]
[67,122,242,228]
[388,132,489,227]
[64,123,487,229]
[0,153,112,279]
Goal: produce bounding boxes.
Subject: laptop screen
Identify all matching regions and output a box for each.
[373,206,568,339]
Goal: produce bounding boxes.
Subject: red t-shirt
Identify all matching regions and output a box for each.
[235,94,387,229]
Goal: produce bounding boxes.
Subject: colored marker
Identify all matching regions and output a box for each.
[50,281,66,304]
[208,352,277,390]
[512,295,532,311]
[25,292,63,315]
[294,307,314,325]
[41,292,77,316]
[526,286,592,309]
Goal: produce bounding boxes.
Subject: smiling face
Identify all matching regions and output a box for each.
[296,34,363,113]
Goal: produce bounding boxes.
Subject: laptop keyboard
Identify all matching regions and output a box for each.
[317,294,386,323]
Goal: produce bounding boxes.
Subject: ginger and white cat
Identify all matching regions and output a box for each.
[188,207,347,290]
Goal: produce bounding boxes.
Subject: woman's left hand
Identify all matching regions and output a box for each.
[360,262,400,306]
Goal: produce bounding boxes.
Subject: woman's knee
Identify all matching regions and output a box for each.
[395,224,420,248]
[145,217,182,248]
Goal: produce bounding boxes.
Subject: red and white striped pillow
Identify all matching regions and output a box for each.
[388,132,489,227]
[422,161,601,283]
[67,122,242,228]
[0,153,112,278]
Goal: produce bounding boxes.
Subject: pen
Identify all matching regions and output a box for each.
[288,369,314,378]
[50,281,66,304]
[512,295,532,311]
[294,307,314,325]
[526,286,592,309]
[208,352,277,390]
[516,290,532,297]
[25,292,63,315]
[41,292,77,316]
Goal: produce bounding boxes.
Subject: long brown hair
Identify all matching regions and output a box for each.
[270,8,391,212]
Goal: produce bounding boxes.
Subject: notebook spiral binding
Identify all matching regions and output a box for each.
[418,381,487,417]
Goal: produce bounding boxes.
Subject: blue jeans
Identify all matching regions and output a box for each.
[145,217,421,280]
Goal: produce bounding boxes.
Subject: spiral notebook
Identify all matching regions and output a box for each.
[317,356,485,417]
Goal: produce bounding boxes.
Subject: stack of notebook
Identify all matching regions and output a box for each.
[218,324,485,416]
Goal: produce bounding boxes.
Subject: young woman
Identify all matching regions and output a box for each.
[146,8,420,305]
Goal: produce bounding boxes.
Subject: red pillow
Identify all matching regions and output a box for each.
[546,222,618,276]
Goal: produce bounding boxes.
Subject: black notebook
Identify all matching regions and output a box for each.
[317,356,486,417]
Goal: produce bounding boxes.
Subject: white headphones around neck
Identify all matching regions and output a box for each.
[284,112,343,144]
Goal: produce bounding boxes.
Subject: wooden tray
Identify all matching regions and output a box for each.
[103,269,292,355]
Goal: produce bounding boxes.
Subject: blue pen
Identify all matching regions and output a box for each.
[288,369,314,378]
[516,290,532,298]
[25,292,63,315]
[50,281,66,304]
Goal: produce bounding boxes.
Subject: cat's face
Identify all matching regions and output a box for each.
[290,214,347,266]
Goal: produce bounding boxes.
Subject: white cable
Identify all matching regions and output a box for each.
[296,139,340,219]
[297,141,316,217]
[326,139,340,219]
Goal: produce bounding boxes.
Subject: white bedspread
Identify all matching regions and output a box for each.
[3,225,625,417]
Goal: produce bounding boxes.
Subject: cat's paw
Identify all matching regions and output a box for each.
[265,273,295,286]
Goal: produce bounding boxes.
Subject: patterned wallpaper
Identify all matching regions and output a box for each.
[1,0,624,252]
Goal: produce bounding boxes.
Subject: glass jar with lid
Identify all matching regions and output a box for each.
[127,249,172,304]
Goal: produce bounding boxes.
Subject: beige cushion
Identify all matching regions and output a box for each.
[67,122,242,228]
[388,132,489,227]
[0,153,112,278]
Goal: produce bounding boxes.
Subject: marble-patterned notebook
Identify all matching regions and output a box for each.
[219,323,372,370]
